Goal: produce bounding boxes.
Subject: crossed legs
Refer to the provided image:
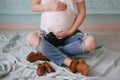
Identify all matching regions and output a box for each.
[27,31,97,75]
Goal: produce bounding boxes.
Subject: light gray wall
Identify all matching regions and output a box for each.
[0,0,120,23]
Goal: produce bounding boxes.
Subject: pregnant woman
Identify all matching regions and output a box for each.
[27,0,97,76]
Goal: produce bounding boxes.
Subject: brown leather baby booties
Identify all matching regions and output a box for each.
[36,63,45,76]
[70,59,88,76]
[37,62,55,76]
[26,51,49,62]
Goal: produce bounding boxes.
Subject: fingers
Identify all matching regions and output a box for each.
[49,1,67,11]
[54,31,65,39]
[56,1,67,11]
[56,35,63,39]
[53,32,61,39]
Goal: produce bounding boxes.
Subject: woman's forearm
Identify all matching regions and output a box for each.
[70,12,86,34]
[31,0,67,12]
[32,4,51,12]
[69,1,86,35]
[32,0,50,12]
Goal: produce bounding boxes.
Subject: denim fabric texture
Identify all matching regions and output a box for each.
[35,30,86,66]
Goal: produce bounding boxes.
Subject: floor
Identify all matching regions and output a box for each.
[0,23,120,52]
[81,24,120,52]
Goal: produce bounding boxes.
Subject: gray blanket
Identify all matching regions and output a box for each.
[0,32,120,80]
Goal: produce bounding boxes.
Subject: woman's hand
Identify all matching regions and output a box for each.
[49,1,67,11]
[54,29,72,39]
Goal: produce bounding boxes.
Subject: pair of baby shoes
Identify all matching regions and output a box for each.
[36,62,55,76]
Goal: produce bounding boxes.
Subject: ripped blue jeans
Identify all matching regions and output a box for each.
[35,30,87,66]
